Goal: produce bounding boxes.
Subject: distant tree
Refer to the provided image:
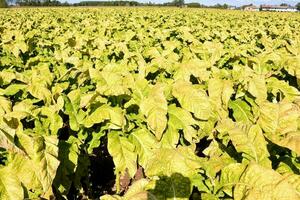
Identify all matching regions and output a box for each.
[280,3,288,6]
[296,2,300,11]
[186,2,205,8]
[213,3,229,9]
[0,0,8,7]
[172,0,184,7]
[223,3,229,9]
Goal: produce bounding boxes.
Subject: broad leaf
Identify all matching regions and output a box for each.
[0,167,24,200]
[140,84,168,140]
[108,131,137,178]
[172,80,211,120]
[228,124,270,166]
[229,99,253,123]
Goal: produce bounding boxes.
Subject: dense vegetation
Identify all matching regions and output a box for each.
[0,0,7,7]
[0,8,300,200]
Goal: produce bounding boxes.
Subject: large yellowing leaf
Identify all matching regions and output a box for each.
[208,78,234,108]
[167,104,196,130]
[248,75,267,103]
[267,77,300,101]
[276,162,300,193]
[258,102,300,134]
[228,124,270,166]
[2,84,27,96]
[173,58,210,82]
[129,128,159,168]
[28,83,52,105]
[62,94,81,131]
[39,106,63,135]
[0,96,12,116]
[94,71,132,96]
[8,154,41,195]
[124,179,149,200]
[33,135,60,197]
[145,146,202,178]
[277,131,300,155]
[0,134,60,199]
[108,131,137,178]
[201,140,236,178]
[172,80,211,120]
[0,167,24,200]
[140,84,168,140]
[159,126,180,149]
[0,123,26,156]
[83,104,125,129]
[221,163,300,200]
[167,104,197,143]
[258,102,300,153]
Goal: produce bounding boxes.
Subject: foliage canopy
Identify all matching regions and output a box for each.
[0,8,300,199]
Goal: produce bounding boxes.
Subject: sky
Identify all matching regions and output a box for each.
[67,0,299,6]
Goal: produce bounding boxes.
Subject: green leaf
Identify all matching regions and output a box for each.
[3,84,27,96]
[62,95,80,131]
[229,99,253,123]
[54,136,82,196]
[87,131,105,154]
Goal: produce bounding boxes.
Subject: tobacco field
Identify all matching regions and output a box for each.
[0,7,300,200]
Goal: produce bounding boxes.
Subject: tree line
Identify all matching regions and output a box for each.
[0,0,240,8]
[1,0,300,11]
[0,0,185,7]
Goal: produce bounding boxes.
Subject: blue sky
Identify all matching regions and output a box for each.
[67,0,299,6]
